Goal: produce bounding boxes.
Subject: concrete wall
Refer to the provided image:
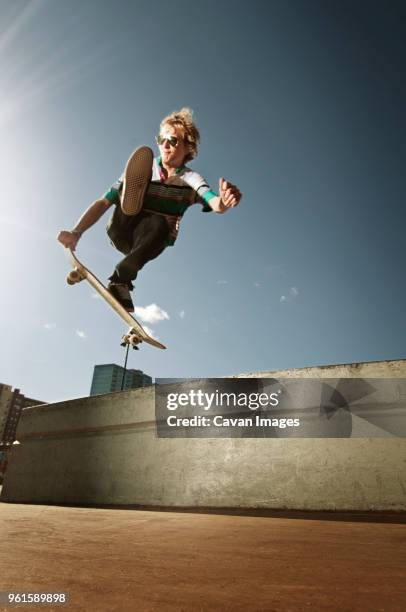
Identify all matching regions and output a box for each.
[1,359,406,511]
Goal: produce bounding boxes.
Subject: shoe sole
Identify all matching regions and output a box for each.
[121,146,153,216]
[107,287,134,313]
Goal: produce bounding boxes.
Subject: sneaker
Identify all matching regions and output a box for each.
[121,146,153,215]
[107,282,134,312]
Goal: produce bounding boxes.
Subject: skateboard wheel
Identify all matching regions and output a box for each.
[121,334,131,346]
[129,333,142,346]
[67,269,84,285]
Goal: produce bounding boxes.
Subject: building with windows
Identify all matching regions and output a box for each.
[0,383,44,449]
[90,364,152,396]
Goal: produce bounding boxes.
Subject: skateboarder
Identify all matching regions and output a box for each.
[58,108,242,312]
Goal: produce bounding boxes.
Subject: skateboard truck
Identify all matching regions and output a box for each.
[121,329,143,350]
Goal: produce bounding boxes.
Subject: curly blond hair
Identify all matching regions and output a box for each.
[160,107,200,163]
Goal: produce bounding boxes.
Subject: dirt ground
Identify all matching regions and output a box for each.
[0,502,405,612]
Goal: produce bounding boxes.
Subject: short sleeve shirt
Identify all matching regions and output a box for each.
[104,157,217,245]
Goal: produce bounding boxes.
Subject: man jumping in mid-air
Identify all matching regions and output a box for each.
[58,107,242,312]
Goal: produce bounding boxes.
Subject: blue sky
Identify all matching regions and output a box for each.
[1,0,405,403]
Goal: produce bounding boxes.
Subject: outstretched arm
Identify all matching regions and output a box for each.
[209,178,242,214]
[57,197,112,250]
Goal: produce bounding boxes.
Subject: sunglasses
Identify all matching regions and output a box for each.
[156,134,180,147]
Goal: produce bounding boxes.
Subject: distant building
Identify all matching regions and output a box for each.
[0,383,45,450]
[90,364,152,396]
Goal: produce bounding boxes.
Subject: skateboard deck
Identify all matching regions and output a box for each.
[66,249,166,350]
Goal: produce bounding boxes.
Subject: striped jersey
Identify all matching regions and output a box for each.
[104,156,217,246]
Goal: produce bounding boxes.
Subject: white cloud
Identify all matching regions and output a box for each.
[76,330,86,339]
[44,322,56,330]
[179,310,185,319]
[280,287,299,304]
[133,303,169,324]
[91,293,101,299]
[254,282,261,288]
[217,280,228,285]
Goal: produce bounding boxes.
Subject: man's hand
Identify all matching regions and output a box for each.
[219,178,242,209]
[57,230,81,251]
[56,198,111,250]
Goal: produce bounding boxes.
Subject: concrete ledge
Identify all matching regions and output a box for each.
[1,360,406,510]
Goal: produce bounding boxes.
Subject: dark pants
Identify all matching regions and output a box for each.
[106,207,169,286]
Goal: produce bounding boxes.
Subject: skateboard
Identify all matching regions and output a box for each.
[66,249,166,350]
